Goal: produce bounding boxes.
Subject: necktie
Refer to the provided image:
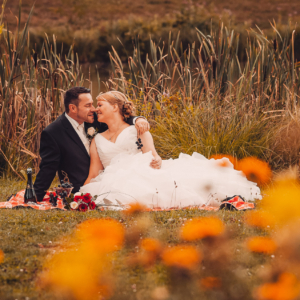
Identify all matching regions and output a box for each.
[77,124,90,155]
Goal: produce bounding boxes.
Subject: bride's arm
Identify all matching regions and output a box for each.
[84,139,104,185]
[140,131,162,169]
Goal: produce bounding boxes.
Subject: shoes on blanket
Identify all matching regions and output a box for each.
[220,195,255,211]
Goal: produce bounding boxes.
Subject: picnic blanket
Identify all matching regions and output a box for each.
[0,191,254,211]
[0,190,66,210]
[96,195,255,211]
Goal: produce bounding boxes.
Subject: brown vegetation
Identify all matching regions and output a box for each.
[1,3,300,178]
[2,0,300,63]
[271,114,300,168]
[4,0,300,30]
[1,3,300,177]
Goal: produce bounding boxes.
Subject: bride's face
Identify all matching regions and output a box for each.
[96,99,117,122]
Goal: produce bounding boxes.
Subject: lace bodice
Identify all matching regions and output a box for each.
[94,126,141,168]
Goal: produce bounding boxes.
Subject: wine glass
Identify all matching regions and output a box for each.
[53,181,73,206]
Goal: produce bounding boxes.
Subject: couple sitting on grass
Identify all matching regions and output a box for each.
[34,87,261,209]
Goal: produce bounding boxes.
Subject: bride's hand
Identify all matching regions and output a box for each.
[150,155,162,169]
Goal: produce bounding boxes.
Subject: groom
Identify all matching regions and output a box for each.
[34,86,150,202]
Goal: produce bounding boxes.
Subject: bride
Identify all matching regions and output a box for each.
[79,91,261,209]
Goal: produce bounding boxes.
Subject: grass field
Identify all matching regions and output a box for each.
[0,179,272,300]
[1,0,300,298]
[1,3,300,297]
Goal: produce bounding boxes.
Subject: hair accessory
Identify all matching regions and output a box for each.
[108,91,129,104]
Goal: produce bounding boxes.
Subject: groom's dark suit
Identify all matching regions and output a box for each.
[34,112,137,202]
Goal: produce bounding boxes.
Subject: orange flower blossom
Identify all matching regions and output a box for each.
[42,248,113,300]
[255,272,300,300]
[180,217,225,241]
[200,277,222,290]
[247,236,277,254]
[140,238,162,255]
[161,245,202,269]
[75,218,125,252]
[237,157,272,186]
[245,210,276,229]
[123,202,147,215]
[0,250,4,264]
[260,179,300,227]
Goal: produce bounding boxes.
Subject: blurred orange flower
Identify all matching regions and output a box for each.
[123,202,147,215]
[180,217,225,241]
[161,245,202,269]
[247,236,277,254]
[126,238,163,268]
[200,277,222,290]
[140,238,162,255]
[42,248,113,300]
[127,251,157,268]
[237,157,272,186]
[256,272,300,300]
[76,218,125,252]
[0,250,4,264]
[210,154,237,168]
[245,210,276,229]
[261,179,300,227]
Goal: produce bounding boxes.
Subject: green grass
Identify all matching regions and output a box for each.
[0,179,273,300]
[152,109,272,161]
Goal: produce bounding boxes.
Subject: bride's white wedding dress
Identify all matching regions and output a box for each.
[79,126,261,209]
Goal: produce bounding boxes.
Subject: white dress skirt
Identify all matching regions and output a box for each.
[79,126,261,209]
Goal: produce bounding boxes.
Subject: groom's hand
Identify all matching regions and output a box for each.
[135,117,150,136]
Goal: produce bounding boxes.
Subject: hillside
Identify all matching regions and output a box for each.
[3,0,300,30]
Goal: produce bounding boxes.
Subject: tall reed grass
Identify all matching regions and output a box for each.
[0,3,90,178]
[1,3,300,178]
[108,22,300,163]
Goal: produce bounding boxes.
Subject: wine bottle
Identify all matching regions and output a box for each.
[24,168,37,204]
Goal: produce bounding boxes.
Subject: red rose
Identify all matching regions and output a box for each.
[89,201,96,210]
[82,193,92,204]
[78,203,88,212]
[74,196,82,202]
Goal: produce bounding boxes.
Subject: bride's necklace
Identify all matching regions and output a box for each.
[107,124,124,141]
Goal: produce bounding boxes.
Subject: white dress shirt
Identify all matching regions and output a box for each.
[65,113,90,155]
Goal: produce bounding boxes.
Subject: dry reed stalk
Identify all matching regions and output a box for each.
[0,3,90,177]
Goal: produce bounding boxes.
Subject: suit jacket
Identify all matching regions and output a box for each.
[34,112,136,202]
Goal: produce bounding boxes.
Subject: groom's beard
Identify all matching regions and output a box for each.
[86,114,95,123]
[77,111,95,124]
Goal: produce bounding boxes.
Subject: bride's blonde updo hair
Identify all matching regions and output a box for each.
[96,91,136,120]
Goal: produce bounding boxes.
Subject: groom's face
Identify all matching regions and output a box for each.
[76,93,95,123]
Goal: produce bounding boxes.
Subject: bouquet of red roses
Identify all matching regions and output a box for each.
[69,192,96,212]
